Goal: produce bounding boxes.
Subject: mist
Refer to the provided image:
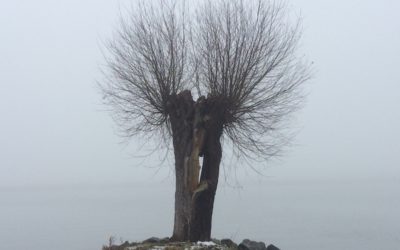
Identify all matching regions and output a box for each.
[0,0,399,249]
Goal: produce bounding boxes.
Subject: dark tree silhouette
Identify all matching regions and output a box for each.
[101,0,310,242]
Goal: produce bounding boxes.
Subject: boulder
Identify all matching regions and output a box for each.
[266,244,280,250]
[143,237,162,244]
[159,237,170,244]
[221,238,238,249]
[212,238,222,245]
[238,239,267,250]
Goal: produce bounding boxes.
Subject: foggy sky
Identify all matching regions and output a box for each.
[1,0,399,187]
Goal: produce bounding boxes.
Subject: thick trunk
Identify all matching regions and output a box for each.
[169,91,194,241]
[168,91,223,242]
[171,147,190,241]
[189,126,222,241]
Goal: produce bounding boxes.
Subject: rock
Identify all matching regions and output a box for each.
[120,241,130,248]
[238,239,267,250]
[266,244,279,250]
[211,238,222,245]
[221,239,238,249]
[143,237,162,244]
[159,237,170,244]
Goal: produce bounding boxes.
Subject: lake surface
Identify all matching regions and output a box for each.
[1,179,399,250]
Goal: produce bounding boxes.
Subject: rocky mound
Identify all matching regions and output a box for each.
[102,237,279,250]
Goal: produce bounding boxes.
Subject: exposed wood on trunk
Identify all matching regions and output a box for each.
[187,98,207,192]
[188,127,205,191]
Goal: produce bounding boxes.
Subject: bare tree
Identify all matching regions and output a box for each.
[101,0,310,242]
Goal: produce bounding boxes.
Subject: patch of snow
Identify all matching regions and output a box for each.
[150,246,165,250]
[126,245,165,250]
[196,241,216,246]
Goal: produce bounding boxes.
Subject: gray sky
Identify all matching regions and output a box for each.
[1,0,399,187]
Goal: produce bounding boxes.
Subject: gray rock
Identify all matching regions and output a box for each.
[143,237,161,243]
[238,239,267,250]
[159,237,170,244]
[212,238,222,245]
[221,239,238,249]
[266,244,279,250]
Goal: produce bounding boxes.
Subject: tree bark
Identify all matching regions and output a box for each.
[169,91,195,241]
[189,121,222,241]
[168,91,223,242]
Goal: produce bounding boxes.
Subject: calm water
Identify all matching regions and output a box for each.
[1,180,399,250]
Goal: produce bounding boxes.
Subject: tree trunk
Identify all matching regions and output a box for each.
[168,91,223,242]
[189,123,222,241]
[168,91,195,241]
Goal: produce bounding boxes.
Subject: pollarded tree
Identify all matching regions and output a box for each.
[101,0,310,242]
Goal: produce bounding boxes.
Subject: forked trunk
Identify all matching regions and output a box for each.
[168,91,223,242]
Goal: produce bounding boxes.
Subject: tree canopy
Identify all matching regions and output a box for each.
[102,0,310,161]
